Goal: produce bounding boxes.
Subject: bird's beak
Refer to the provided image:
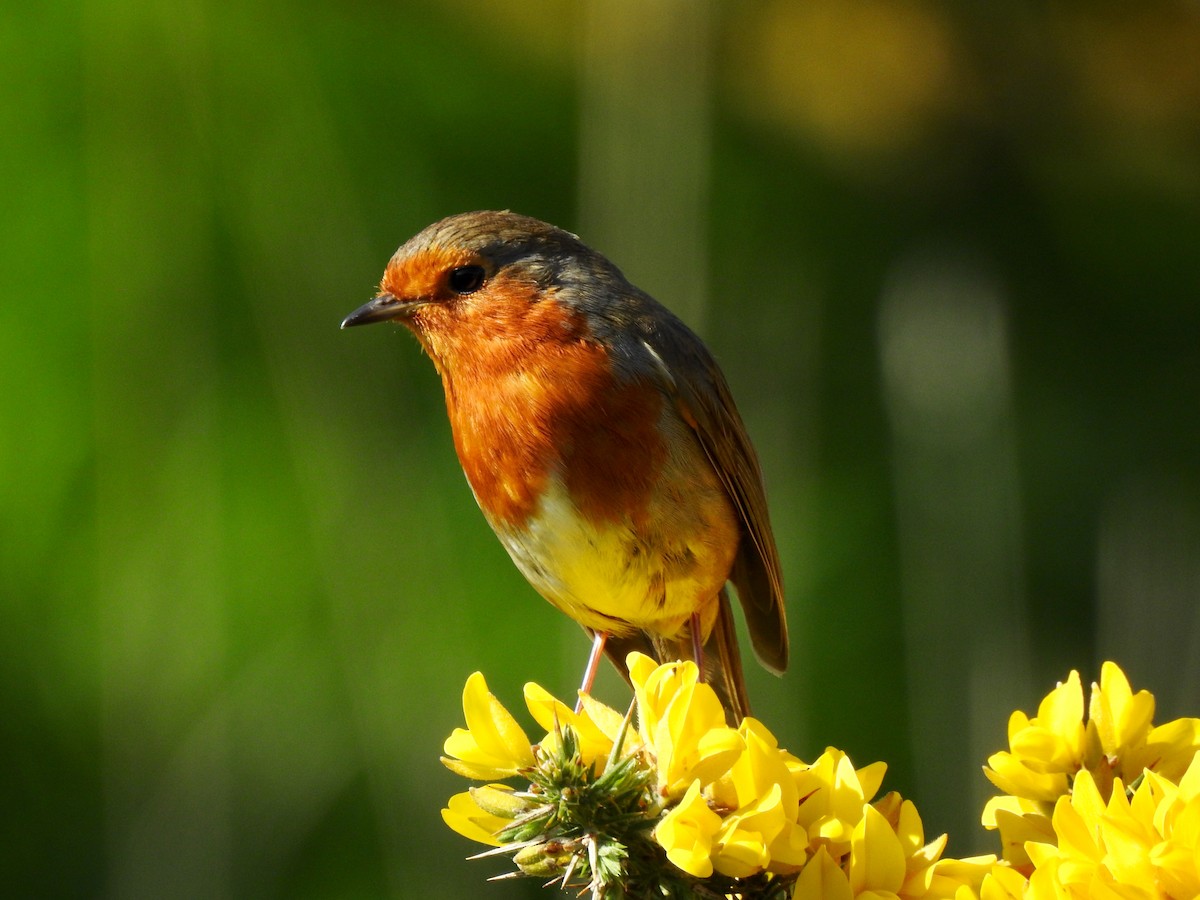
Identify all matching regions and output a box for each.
[341,292,417,328]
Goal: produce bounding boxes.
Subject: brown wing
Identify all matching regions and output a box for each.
[641,328,789,675]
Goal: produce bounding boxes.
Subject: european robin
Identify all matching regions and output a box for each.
[342,211,786,721]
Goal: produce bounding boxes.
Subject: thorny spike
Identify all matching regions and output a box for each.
[468,838,542,861]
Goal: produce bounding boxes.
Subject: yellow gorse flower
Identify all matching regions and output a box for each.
[441,671,536,780]
[655,779,723,878]
[523,680,636,768]
[440,785,517,847]
[982,660,1200,875]
[628,652,744,800]
[438,657,1199,899]
[978,753,1200,899]
[1087,662,1200,788]
[629,655,973,889]
[794,747,887,850]
[708,718,809,876]
[439,655,984,895]
[984,670,1084,803]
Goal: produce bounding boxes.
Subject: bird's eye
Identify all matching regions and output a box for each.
[447,265,486,295]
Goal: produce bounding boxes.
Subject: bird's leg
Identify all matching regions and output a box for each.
[577,631,609,712]
[690,611,705,681]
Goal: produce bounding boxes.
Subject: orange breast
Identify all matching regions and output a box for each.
[415,293,739,637]
[443,314,667,531]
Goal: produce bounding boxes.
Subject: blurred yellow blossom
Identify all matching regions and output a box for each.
[982,661,1200,874]
[1087,661,1200,788]
[1013,756,1200,897]
[984,671,1083,803]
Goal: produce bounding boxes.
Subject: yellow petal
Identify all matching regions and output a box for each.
[1090,661,1155,758]
[795,846,853,900]
[894,798,926,858]
[441,789,509,846]
[578,693,632,746]
[1037,671,1084,735]
[1010,724,1082,773]
[522,681,571,734]
[461,672,533,766]
[849,803,907,894]
[1006,710,1031,743]
[987,806,1055,868]
[443,726,483,761]
[900,836,948,896]
[643,663,743,797]
[979,863,1030,900]
[1178,747,1200,799]
[636,658,699,755]
[725,782,787,846]
[626,651,658,687]
[1136,717,1200,783]
[654,779,721,878]
[729,718,795,810]
[522,681,618,766]
[1150,787,1200,900]
[873,791,902,830]
[711,782,787,878]
[767,821,810,873]
[981,794,1027,829]
[831,752,871,828]
[690,726,745,788]
[983,751,1069,803]
[712,825,773,878]
[1051,774,1103,864]
[442,726,528,779]
[856,760,888,803]
[922,853,996,896]
[1151,840,1200,900]
[794,749,865,846]
[440,755,519,781]
[1024,840,1058,869]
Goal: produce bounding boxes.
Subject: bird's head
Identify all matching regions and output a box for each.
[342,211,621,370]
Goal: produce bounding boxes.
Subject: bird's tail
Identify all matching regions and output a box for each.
[600,587,750,725]
[690,587,751,725]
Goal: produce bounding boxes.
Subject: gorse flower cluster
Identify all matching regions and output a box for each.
[975,661,1200,898]
[441,653,989,898]
[439,658,1200,899]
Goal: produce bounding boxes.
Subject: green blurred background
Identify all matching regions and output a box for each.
[3,0,1199,896]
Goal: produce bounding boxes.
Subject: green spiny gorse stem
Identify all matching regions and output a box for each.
[499,726,657,891]
[472,722,796,899]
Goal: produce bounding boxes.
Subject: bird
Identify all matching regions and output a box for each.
[342,211,786,722]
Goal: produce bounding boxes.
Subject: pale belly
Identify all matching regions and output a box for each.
[489,468,739,639]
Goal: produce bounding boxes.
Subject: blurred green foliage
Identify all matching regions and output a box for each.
[2,0,1198,896]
